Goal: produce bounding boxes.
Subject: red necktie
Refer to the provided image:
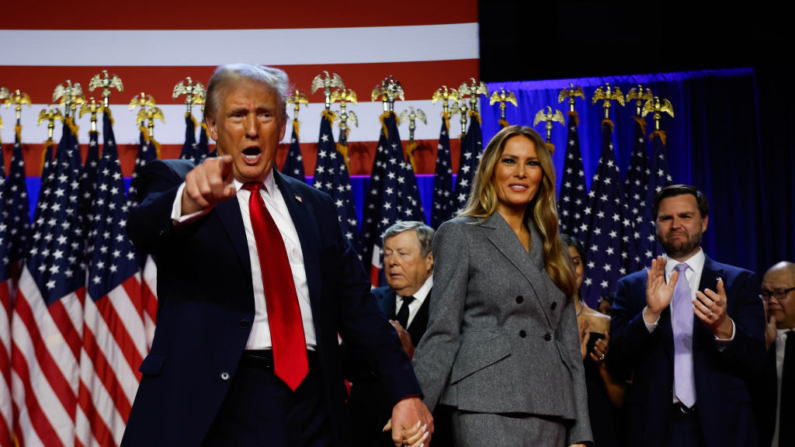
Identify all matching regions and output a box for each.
[244,182,308,391]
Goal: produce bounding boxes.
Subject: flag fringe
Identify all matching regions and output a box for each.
[186,112,197,128]
[336,142,352,173]
[567,110,580,128]
[407,140,419,173]
[498,118,509,129]
[379,112,392,139]
[633,115,647,134]
[547,142,556,155]
[293,119,300,136]
[15,125,22,141]
[601,119,614,133]
[468,110,482,125]
[650,129,667,146]
[40,140,54,175]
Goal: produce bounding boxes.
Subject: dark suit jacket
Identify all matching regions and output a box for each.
[750,341,778,447]
[121,160,421,446]
[609,256,765,447]
[346,285,431,446]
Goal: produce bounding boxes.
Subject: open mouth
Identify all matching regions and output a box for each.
[509,184,529,191]
[242,147,261,163]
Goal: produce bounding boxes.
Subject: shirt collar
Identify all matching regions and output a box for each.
[233,169,276,196]
[398,275,433,305]
[664,248,706,278]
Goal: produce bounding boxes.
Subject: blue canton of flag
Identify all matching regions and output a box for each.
[87,112,139,299]
[4,128,32,265]
[80,129,101,260]
[179,113,200,163]
[360,112,423,286]
[196,121,210,164]
[581,121,632,306]
[312,111,360,254]
[282,119,307,183]
[27,117,85,304]
[454,113,483,215]
[558,112,589,237]
[430,115,455,229]
[624,116,652,271]
[128,126,159,207]
[34,139,57,225]
[634,130,673,268]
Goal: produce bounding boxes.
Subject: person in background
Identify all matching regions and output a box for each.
[597,294,614,316]
[562,233,625,447]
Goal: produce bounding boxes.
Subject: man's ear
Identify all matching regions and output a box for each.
[279,114,287,141]
[425,252,434,274]
[702,215,709,233]
[205,114,219,142]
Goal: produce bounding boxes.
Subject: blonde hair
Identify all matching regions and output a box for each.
[460,125,576,297]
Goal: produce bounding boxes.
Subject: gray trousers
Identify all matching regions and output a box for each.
[451,411,567,447]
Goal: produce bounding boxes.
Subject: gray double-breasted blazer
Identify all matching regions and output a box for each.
[412,214,592,445]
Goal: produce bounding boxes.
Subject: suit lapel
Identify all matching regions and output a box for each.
[378,288,397,319]
[215,196,252,275]
[483,213,554,326]
[273,170,323,330]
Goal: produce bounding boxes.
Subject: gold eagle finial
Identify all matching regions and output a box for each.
[287,90,309,122]
[372,76,404,113]
[88,70,124,107]
[558,83,585,113]
[489,88,517,122]
[79,97,107,132]
[4,89,32,126]
[592,83,625,120]
[52,80,85,117]
[312,71,345,111]
[533,106,565,143]
[398,106,427,144]
[37,105,64,140]
[626,85,653,116]
[432,85,459,116]
[458,78,488,114]
[173,77,206,112]
[642,96,674,130]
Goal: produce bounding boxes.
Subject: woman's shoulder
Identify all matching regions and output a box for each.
[583,308,611,332]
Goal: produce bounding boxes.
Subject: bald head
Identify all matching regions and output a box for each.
[762,261,795,329]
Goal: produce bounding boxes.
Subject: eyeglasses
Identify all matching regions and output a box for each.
[759,287,795,302]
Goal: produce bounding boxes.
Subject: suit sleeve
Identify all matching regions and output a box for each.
[326,197,422,406]
[717,270,766,377]
[127,160,196,255]
[608,276,655,380]
[411,221,470,413]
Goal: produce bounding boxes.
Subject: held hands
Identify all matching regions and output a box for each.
[693,278,733,339]
[645,256,679,321]
[181,155,237,215]
[589,331,609,366]
[384,396,433,447]
[389,321,416,360]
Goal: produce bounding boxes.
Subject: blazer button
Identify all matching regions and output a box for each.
[239,319,250,330]
[516,296,524,304]
[550,302,557,310]
[544,333,552,341]
[220,371,230,381]
[519,330,527,338]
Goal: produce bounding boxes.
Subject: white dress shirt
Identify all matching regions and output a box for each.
[771,327,793,446]
[171,172,317,350]
[394,275,433,328]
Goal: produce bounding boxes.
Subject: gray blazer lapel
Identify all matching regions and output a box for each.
[483,213,554,326]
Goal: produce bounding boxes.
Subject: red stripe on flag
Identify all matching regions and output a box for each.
[77,380,115,447]
[0,59,478,108]
[5,1,476,30]
[13,291,77,421]
[80,325,132,424]
[10,343,65,447]
[9,137,462,178]
[120,275,145,322]
[48,296,84,363]
[141,280,158,327]
[96,294,144,382]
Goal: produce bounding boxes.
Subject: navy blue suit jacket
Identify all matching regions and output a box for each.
[609,256,765,447]
[121,160,421,446]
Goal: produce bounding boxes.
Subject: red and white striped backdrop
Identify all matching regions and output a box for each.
[1,0,479,177]
[1,4,478,446]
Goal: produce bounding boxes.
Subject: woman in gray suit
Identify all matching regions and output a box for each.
[412,126,592,446]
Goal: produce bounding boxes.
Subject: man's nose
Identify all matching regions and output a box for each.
[245,115,259,137]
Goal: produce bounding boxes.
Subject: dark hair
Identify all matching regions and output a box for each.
[560,233,585,260]
[652,184,710,220]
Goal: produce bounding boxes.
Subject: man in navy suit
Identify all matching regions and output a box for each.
[610,184,766,447]
[122,64,432,447]
[347,221,435,447]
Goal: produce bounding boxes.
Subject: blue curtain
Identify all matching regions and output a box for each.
[481,68,787,276]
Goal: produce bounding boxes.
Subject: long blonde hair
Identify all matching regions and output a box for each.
[460,125,576,297]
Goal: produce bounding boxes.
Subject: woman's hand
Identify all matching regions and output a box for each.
[589,331,609,366]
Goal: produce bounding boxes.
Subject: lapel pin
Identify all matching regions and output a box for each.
[295,194,303,203]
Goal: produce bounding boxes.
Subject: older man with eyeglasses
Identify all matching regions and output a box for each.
[753,261,795,447]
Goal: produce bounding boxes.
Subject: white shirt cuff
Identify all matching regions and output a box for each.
[171,182,211,224]
[642,306,660,333]
[715,319,736,345]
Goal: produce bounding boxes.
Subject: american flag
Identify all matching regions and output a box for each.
[581,121,633,306]
[76,111,147,446]
[282,119,307,183]
[430,115,454,229]
[312,111,360,253]
[127,127,158,211]
[557,112,589,237]
[79,129,101,264]
[624,116,652,271]
[5,128,32,266]
[360,112,423,285]
[634,130,673,268]
[196,121,209,163]
[178,113,200,163]
[10,117,86,446]
[454,113,482,215]
[1,134,14,447]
